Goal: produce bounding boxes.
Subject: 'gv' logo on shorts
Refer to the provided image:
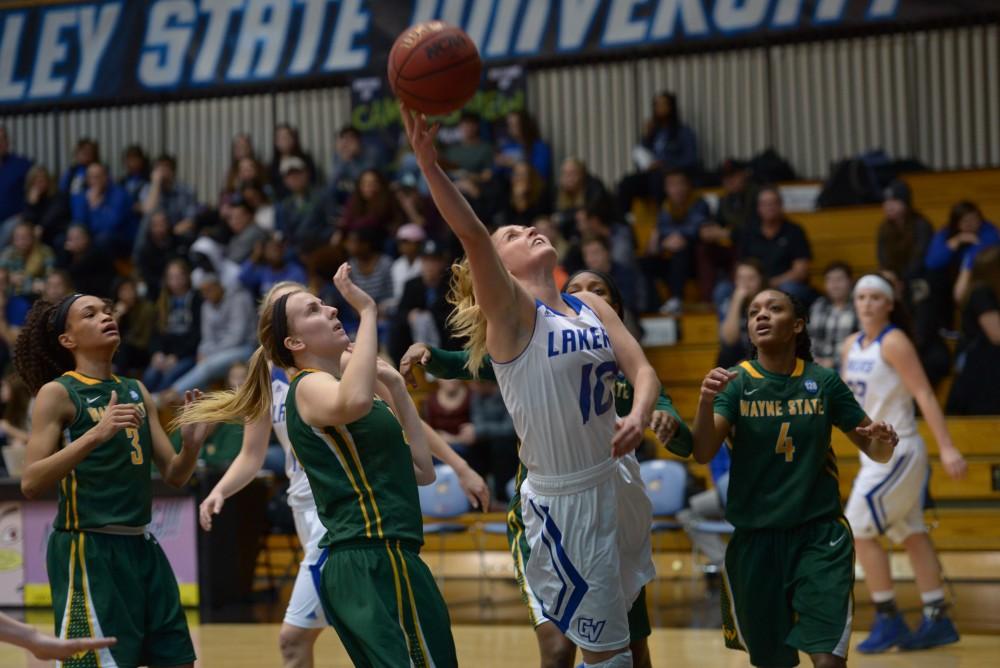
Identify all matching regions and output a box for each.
[577,617,606,643]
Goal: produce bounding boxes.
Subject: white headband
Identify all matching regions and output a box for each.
[855,274,894,299]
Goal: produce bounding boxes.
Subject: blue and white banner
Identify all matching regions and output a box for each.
[0,0,996,111]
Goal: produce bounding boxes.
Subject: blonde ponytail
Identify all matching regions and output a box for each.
[446,258,489,378]
[169,280,308,430]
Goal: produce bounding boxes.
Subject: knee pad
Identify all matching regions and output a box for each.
[585,649,632,668]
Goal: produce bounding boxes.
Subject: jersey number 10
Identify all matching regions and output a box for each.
[579,362,617,424]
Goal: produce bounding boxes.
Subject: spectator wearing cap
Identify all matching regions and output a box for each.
[169,270,256,394]
[238,232,307,300]
[389,239,459,364]
[269,123,318,200]
[0,126,32,230]
[224,199,268,264]
[808,262,858,370]
[737,186,814,304]
[390,223,426,310]
[641,169,710,314]
[70,162,134,257]
[876,180,948,383]
[137,154,199,255]
[275,155,326,253]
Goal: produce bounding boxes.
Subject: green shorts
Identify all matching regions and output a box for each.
[48,530,195,668]
[506,464,651,640]
[721,517,854,667]
[316,539,457,668]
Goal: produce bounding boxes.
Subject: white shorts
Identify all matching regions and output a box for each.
[283,506,328,629]
[521,455,655,652]
[845,435,929,544]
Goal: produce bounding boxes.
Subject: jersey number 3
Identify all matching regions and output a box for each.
[775,421,795,462]
[579,362,616,424]
[125,427,143,465]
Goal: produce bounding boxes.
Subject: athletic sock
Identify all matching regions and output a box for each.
[872,590,897,616]
[920,589,947,619]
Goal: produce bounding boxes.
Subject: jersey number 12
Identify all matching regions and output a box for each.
[579,362,617,424]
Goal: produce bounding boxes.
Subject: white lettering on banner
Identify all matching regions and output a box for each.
[772,0,803,27]
[650,0,709,39]
[465,0,495,49]
[192,0,242,83]
[713,0,769,31]
[74,3,121,94]
[514,0,549,54]
[868,0,900,18]
[442,0,466,26]
[229,0,292,79]
[604,0,647,45]
[815,0,848,22]
[288,0,332,75]
[486,0,520,57]
[0,15,26,100]
[29,8,77,98]
[410,0,440,25]
[322,0,369,72]
[557,0,601,51]
[140,0,196,87]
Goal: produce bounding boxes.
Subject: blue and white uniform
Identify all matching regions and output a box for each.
[492,294,654,652]
[843,326,928,543]
[272,367,327,630]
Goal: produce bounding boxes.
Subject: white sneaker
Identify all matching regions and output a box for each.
[659,297,682,315]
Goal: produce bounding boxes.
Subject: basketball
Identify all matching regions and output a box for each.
[388,21,482,116]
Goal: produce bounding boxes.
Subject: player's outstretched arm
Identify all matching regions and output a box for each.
[0,611,116,660]
[199,411,272,531]
[848,417,898,464]
[422,422,490,511]
[373,361,435,485]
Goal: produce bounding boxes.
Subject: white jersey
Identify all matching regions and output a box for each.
[843,325,918,439]
[492,294,618,478]
[272,368,314,510]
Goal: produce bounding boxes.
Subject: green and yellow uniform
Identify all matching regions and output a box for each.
[48,371,194,668]
[713,359,867,667]
[285,369,457,668]
[423,347,692,638]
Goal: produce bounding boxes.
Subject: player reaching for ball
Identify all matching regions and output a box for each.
[842,274,966,653]
[692,289,899,668]
[402,108,659,668]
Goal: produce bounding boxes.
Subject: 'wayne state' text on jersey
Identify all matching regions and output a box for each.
[492,294,618,477]
[271,367,314,511]
[284,369,422,547]
[53,372,153,530]
[714,360,867,530]
[843,325,918,441]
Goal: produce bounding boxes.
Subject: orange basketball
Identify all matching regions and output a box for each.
[388,21,482,116]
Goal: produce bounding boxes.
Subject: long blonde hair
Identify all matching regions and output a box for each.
[170,281,306,429]
[446,258,488,377]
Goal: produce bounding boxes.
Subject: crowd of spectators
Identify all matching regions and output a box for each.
[1,89,999,483]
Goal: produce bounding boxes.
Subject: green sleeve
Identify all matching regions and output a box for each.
[424,346,496,381]
[656,392,693,458]
[826,371,868,432]
[713,370,741,425]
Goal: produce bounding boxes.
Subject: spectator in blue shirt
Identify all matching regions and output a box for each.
[926,200,999,275]
[58,138,99,196]
[0,126,32,232]
[641,170,710,314]
[495,110,553,185]
[641,91,699,175]
[119,144,150,214]
[238,232,307,300]
[70,162,134,256]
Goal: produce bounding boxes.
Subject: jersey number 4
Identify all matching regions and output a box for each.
[775,421,795,462]
[579,361,617,424]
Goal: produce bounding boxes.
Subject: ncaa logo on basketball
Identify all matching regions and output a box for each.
[577,617,606,643]
[804,379,819,394]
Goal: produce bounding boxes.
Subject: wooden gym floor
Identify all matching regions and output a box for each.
[1,622,998,667]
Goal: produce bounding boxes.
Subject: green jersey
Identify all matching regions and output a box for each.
[53,372,153,530]
[425,346,693,457]
[713,359,866,530]
[285,369,423,548]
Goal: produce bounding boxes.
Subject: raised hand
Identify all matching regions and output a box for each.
[400,104,440,169]
[199,491,225,532]
[700,368,738,402]
[456,466,490,512]
[92,390,142,442]
[612,414,646,458]
[650,410,679,446]
[855,420,899,448]
[399,342,432,388]
[939,446,968,480]
[332,263,376,315]
[179,390,211,451]
[28,631,117,660]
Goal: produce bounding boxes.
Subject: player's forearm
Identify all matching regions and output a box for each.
[421,160,490,242]
[210,445,267,499]
[423,422,471,475]
[335,305,379,418]
[692,398,723,465]
[914,389,957,455]
[0,611,43,650]
[855,434,894,464]
[162,442,199,487]
[627,366,659,427]
[21,432,101,499]
[386,384,434,484]
[657,395,694,457]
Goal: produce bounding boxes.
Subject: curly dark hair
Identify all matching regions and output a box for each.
[749,290,814,363]
[14,299,77,395]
